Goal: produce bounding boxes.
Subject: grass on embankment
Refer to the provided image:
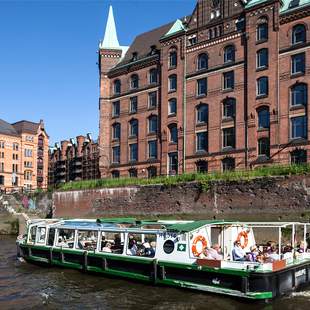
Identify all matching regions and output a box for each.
[56,164,310,192]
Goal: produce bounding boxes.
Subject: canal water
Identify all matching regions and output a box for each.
[1,236,310,310]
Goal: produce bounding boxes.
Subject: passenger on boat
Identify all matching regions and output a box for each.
[58,237,69,248]
[142,238,155,257]
[232,241,246,261]
[297,241,306,253]
[265,246,280,262]
[306,233,310,250]
[246,245,259,262]
[102,242,112,253]
[128,235,138,255]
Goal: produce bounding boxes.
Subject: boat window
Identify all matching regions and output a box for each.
[126,233,157,257]
[211,227,222,245]
[100,232,124,254]
[56,229,75,248]
[163,240,175,254]
[36,227,46,244]
[28,226,37,244]
[76,230,98,251]
[47,228,56,246]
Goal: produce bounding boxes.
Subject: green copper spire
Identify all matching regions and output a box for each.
[100,5,120,49]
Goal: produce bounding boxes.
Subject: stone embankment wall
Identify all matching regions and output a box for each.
[53,175,310,221]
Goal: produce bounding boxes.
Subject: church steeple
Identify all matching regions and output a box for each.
[100,5,120,49]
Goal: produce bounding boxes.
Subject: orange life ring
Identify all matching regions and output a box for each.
[192,235,208,257]
[236,231,249,249]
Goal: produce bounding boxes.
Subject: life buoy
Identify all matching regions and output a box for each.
[192,235,208,257]
[236,231,249,249]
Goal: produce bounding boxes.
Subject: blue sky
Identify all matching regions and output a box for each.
[0,0,195,145]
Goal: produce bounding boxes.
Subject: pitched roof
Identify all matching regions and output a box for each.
[113,21,174,69]
[11,120,40,135]
[0,119,19,137]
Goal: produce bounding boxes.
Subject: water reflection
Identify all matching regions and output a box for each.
[0,236,309,310]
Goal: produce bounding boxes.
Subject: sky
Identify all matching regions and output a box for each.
[0,0,196,145]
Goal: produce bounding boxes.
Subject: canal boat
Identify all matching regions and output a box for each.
[16,218,310,301]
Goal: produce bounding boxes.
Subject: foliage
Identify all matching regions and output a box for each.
[56,164,310,192]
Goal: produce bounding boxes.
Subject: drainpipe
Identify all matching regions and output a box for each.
[182,29,187,174]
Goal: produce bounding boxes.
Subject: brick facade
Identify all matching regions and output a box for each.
[99,0,310,178]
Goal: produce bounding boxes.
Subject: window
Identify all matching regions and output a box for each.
[169,74,177,91]
[257,77,268,96]
[189,36,197,46]
[112,101,120,117]
[24,149,33,157]
[24,171,32,181]
[126,233,157,257]
[112,146,120,163]
[292,24,306,45]
[197,104,208,124]
[148,115,158,134]
[292,53,305,75]
[111,170,120,178]
[168,153,178,175]
[114,80,121,94]
[56,229,75,248]
[169,124,178,143]
[130,96,138,113]
[129,119,138,137]
[196,132,208,152]
[258,107,270,129]
[129,168,138,178]
[147,166,157,178]
[148,140,157,159]
[197,78,207,96]
[223,71,234,90]
[75,230,98,251]
[168,98,177,115]
[196,160,208,173]
[257,49,268,69]
[148,91,157,108]
[101,232,124,254]
[13,143,19,151]
[257,22,268,41]
[223,98,235,119]
[112,123,121,140]
[0,141,5,148]
[291,149,307,165]
[149,68,158,84]
[129,143,138,162]
[169,50,177,68]
[36,227,46,244]
[223,127,235,148]
[291,116,307,139]
[130,74,139,89]
[222,157,235,171]
[12,164,18,173]
[0,163,4,172]
[224,45,235,63]
[197,53,208,70]
[258,138,270,158]
[291,83,307,106]
[0,175,4,185]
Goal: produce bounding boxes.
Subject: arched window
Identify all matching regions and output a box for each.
[129,168,138,178]
[222,157,235,172]
[257,48,268,69]
[257,107,270,129]
[168,98,177,115]
[169,50,177,68]
[169,74,177,91]
[223,98,236,119]
[197,104,208,124]
[112,123,121,140]
[114,80,121,94]
[129,119,138,137]
[196,160,208,173]
[257,77,268,96]
[292,24,306,45]
[257,20,268,41]
[224,45,235,63]
[291,149,307,165]
[169,124,178,143]
[130,74,139,89]
[149,68,158,84]
[197,53,208,70]
[258,138,270,158]
[147,166,157,178]
[148,115,158,134]
[291,83,307,106]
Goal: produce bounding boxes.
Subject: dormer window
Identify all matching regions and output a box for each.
[150,45,157,55]
[188,35,197,46]
[132,52,138,61]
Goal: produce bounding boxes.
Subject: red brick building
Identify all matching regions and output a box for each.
[99,0,310,178]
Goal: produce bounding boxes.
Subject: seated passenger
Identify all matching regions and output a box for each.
[297,241,306,253]
[246,245,259,262]
[232,241,246,261]
[207,244,223,260]
[114,234,122,247]
[266,246,280,262]
[102,242,112,253]
[58,237,69,248]
[127,235,138,255]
